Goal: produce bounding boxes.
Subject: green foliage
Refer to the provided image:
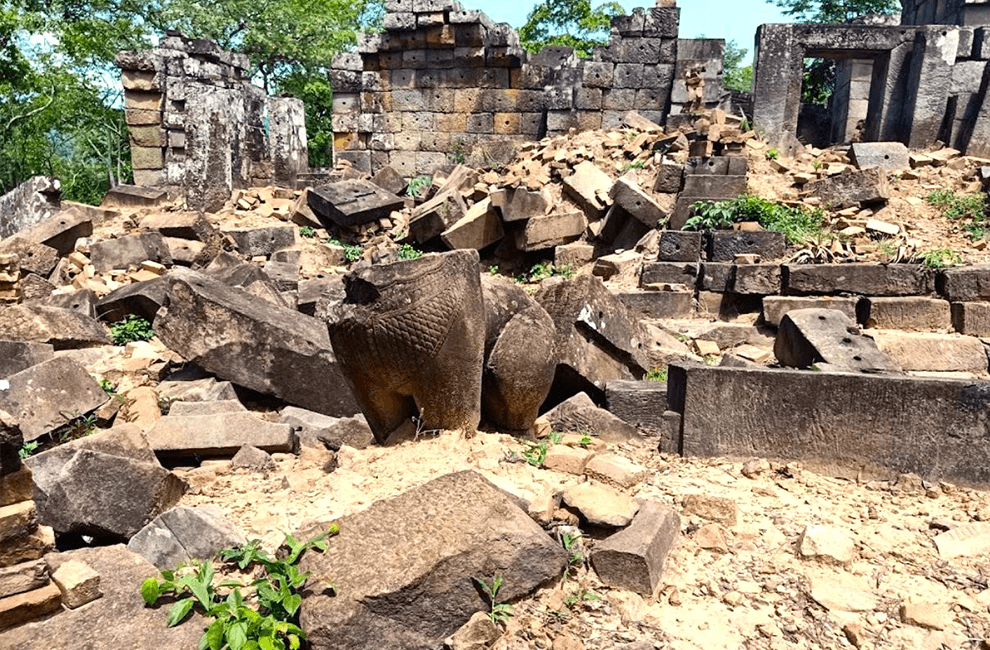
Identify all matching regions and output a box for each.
[110,315,154,345]
[926,190,989,241]
[621,160,646,172]
[451,138,466,165]
[473,575,514,625]
[528,261,575,283]
[328,239,363,262]
[157,392,174,416]
[771,0,900,24]
[687,195,826,244]
[298,226,316,238]
[518,0,624,58]
[18,441,39,460]
[646,367,668,382]
[487,265,500,275]
[722,39,753,92]
[405,174,432,198]
[920,249,964,269]
[520,431,563,468]
[142,529,338,650]
[561,532,584,577]
[98,377,126,403]
[396,244,423,261]
[765,148,779,161]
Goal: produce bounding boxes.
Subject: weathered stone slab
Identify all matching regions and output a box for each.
[145,411,296,458]
[785,264,933,296]
[775,308,900,372]
[222,225,296,258]
[0,582,62,632]
[155,271,359,417]
[0,177,61,241]
[14,207,93,256]
[733,263,782,295]
[860,297,951,331]
[0,304,108,349]
[849,142,910,169]
[0,559,49,599]
[308,180,406,228]
[659,231,703,262]
[0,238,59,277]
[298,471,567,650]
[807,167,890,207]
[951,301,990,336]
[668,363,990,486]
[545,392,640,442]
[872,332,988,373]
[140,212,218,243]
[489,186,551,222]
[0,357,108,441]
[441,197,504,250]
[590,501,680,596]
[563,161,613,219]
[89,232,172,273]
[708,231,786,262]
[616,289,694,319]
[609,177,672,228]
[605,379,668,440]
[938,265,990,302]
[762,296,860,327]
[408,190,468,242]
[640,261,698,287]
[101,184,167,208]
[515,210,587,251]
[0,341,53,379]
[0,525,54,567]
[128,506,245,569]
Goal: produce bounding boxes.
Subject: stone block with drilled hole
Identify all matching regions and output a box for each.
[762,296,860,327]
[708,231,786,262]
[640,261,699,288]
[659,230,703,262]
[774,308,900,372]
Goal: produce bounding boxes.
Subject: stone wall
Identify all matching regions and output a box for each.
[116,32,309,212]
[328,0,727,176]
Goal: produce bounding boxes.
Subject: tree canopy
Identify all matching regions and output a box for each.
[518,0,624,59]
[722,40,753,93]
[771,0,900,24]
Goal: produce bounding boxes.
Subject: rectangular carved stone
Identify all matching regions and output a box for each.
[0,560,49,599]
[860,297,951,331]
[615,289,694,319]
[951,301,990,336]
[308,180,406,228]
[938,265,990,301]
[515,211,587,252]
[641,262,698,287]
[762,296,860,327]
[659,231,703,262]
[785,264,933,296]
[708,231,786,262]
[668,363,990,486]
[591,501,680,596]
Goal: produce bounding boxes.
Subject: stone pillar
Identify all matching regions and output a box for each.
[268,97,309,188]
[903,26,959,149]
[752,24,804,155]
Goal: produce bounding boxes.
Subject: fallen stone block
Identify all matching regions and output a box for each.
[0,176,62,240]
[0,468,33,508]
[798,525,855,565]
[231,444,278,471]
[807,167,890,207]
[441,197,504,250]
[489,186,552,222]
[605,379,669,441]
[654,161,685,194]
[544,393,640,442]
[696,291,763,321]
[872,332,988,373]
[0,237,59,277]
[222,225,296,258]
[535,275,651,400]
[96,268,199,323]
[0,303,109,349]
[659,230,703,262]
[156,271,358,417]
[700,262,733,292]
[681,174,747,198]
[938,264,990,301]
[555,242,596,268]
[784,263,933,296]
[141,211,218,242]
[370,166,406,196]
[39,289,98,319]
[145,411,296,459]
[515,210,587,251]
[609,176,673,228]
[0,544,208,648]
[0,525,55,567]
[0,357,108,441]
[27,428,185,540]
[307,180,406,228]
[298,471,567,650]
[543,445,594,475]
[640,261,699,287]
[279,406,375,450]
[590,501,680,596]
[762,296,860,327]
[51,560,102,609]
[561,482,639,527]
[860,297,951,331]
[682,494,738,526]
[127,506,246,570]
[849,142,909,170]
[616,289,694,319]
[14,206,93,256]
[156,373,238,404]
[563,160,613,219]
[667,363,990,486]
[408,190,467,242]
[951,301,990,336]
[733,263,782,295]
[297,276,345,316]
[0,501,37,544]
[0,582,62,632]
[164,237,207,266]
[775,308,900,372]
[708,231,786,262]
[88,232,172,273]
[0,340,53,378]
[933,522,990,559]
[585,454,648,488]
[592,250,643,283]
[0,559,49,599]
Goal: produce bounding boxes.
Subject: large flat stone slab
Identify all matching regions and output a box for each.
[785,264,933,297]
[0,341,53,379]
[155,271,358,417]
[308,179,406,227]
[0,304,108,349]
[668,364,990,487]
[144,411,296,459]
[298,471,567,650]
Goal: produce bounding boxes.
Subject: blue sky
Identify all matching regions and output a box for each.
[469,0,789,62]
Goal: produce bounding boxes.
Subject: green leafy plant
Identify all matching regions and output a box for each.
[488,265,499,275]
[396,244,423,261]
[645,367,667,382]
[110,315,155,346]
[298,226,316,238]
[473,575,514,625]
[528,262,576,283]
[765,148,779,161]
[561,532,584,577]
[405,175,432,198]
[157,393,174,416]
[18,441,39,460]
[878,240,897,261]
[925,190,988,240]
[812,161,823,172]
[920,249,964,269]
[98,377,126,403]
[327,239,363,262]
[688,195,826,244]
[564,590,603,607]
[577,435,593,448]
[520,431,563,468]
[621,160,646,172]
[141,528,338,650]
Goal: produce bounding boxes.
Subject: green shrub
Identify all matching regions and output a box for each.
[646,367,667,382]
[110,315,155,346]
[405,175,432,198]
[765,148,779,161]
[396,244,424,260]
[528,262,575,283]
[925,190,988,240]
[327,239,363,262]
[298,226,316,238]
[920,249,964,269]
[687,195,826,244]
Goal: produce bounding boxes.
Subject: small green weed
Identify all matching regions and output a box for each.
[878,240,897,261]
[561,532,584,577]
[812,161,823,172]
[141,528,338,650]
[488,265,499,275]
[688,195,826,244]
[396,244,423,261]
[298,226,316,238]
[110,315,154,346]
[328,239,363,262]
[577,435,593,447]
[621,160,646,172]
[564,590,603,607]
[645,367,667,382]
[920,249,964,269]
[528,262,575,283]
[405,175,432,198]
[521,431,563,468]
[765,148,779,161]
[98,378,126,403]
[925,190,988,238]
[474,575,514,625]
[18,441,39,459]
[157,393,173,416]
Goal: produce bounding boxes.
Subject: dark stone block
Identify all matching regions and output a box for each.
[659,231,703,262]
[708,231,786,262]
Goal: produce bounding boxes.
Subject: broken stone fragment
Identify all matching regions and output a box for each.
[0,176,62,240]
[145,410,296,459]
[89,232,172,273]
[0,303,109,349]
[591,501,680,595]
[798,525,856,565]
[51,560,102,609]
[682,494,738,526]
[543,445,595,475]
[128,506,246,570]
[544,393,640,443]
[563,161,613,219]
[774,308,900,372]
[308,179,406,228]
[0,582,62,632]
[584,454,649,489]
[561,482,639,527]
[231,444,279,472]
[0,559,49,599]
